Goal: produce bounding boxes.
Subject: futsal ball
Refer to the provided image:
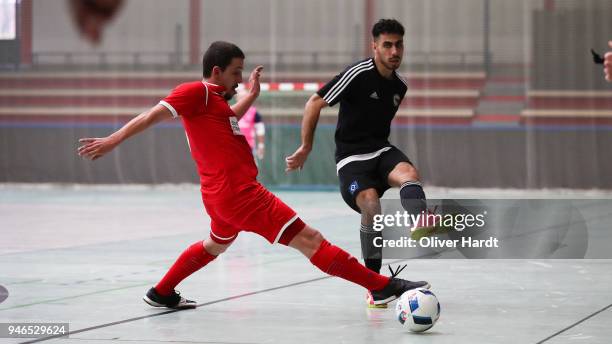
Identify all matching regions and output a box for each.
[395,288,440,332]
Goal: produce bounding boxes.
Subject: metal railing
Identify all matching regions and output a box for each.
[29,50,486,71]
[31,51,184,68]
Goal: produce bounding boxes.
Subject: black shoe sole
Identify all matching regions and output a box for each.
[372,282,432,306]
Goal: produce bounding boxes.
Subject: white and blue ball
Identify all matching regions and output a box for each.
[395,288,440,332]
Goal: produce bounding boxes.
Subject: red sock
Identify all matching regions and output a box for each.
[155,241,216,296]
[310,240,389,291]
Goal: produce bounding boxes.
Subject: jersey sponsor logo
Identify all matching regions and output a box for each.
[349,180,359,195]
[229,116,243,135]
[393,94,401,107]
[369,91,380,100]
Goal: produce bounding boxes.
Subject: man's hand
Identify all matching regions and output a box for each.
[256,144,265,160]
[232,66,264,119]
[285,145,311,172]
[248,65,264,97]
[77,136,118,160]
[605,41,612,82]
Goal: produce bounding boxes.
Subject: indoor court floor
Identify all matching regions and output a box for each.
[1,185,611,344]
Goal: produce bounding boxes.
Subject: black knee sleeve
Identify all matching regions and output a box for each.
[400,181,427,215]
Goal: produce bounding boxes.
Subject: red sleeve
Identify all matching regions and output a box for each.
[159,82,204,118]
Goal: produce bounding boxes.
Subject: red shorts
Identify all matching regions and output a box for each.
[203,183,305,245]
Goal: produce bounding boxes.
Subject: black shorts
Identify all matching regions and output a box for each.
[337,146,412,213]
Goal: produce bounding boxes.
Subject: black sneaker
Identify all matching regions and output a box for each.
[370,265,430,306]
[143,287,196,309]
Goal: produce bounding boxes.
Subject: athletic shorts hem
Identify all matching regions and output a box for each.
[272,214,299,244]
[209,231,237,245]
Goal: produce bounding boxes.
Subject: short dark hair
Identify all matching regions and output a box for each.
[371,19,404,39]
[202,41,245,78]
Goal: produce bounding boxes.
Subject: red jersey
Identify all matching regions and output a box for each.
[160,81,258,201]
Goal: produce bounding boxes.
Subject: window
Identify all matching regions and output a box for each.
[0,0,17,40]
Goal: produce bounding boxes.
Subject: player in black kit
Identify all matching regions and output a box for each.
[286,19,430,308]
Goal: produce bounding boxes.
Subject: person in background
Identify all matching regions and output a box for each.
[604,41,612,82]
[237,91,266,161]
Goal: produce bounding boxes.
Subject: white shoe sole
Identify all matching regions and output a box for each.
[143,295,197,309]
[143,295,165,307]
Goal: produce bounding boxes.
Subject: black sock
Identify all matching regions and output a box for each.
[360,224,382,273]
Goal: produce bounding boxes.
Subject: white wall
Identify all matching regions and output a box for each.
[31,0,607,67]
[375,0,547,64]
[32,0,190,64]
[555,0,612,9]
[200,0,363,67]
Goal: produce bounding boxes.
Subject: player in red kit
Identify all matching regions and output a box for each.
[77,41,429,310]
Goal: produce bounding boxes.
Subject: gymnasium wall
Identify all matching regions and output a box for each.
[532,8,612,90]
[30,0,552,67]
[32,0,191,63]
[2,125,612,189]
[3,0,612,189]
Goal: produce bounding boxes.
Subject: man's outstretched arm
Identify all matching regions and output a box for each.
[77,104,173,160]
[285,93,328,171]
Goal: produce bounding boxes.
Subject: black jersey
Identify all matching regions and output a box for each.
[317,58,408,162]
